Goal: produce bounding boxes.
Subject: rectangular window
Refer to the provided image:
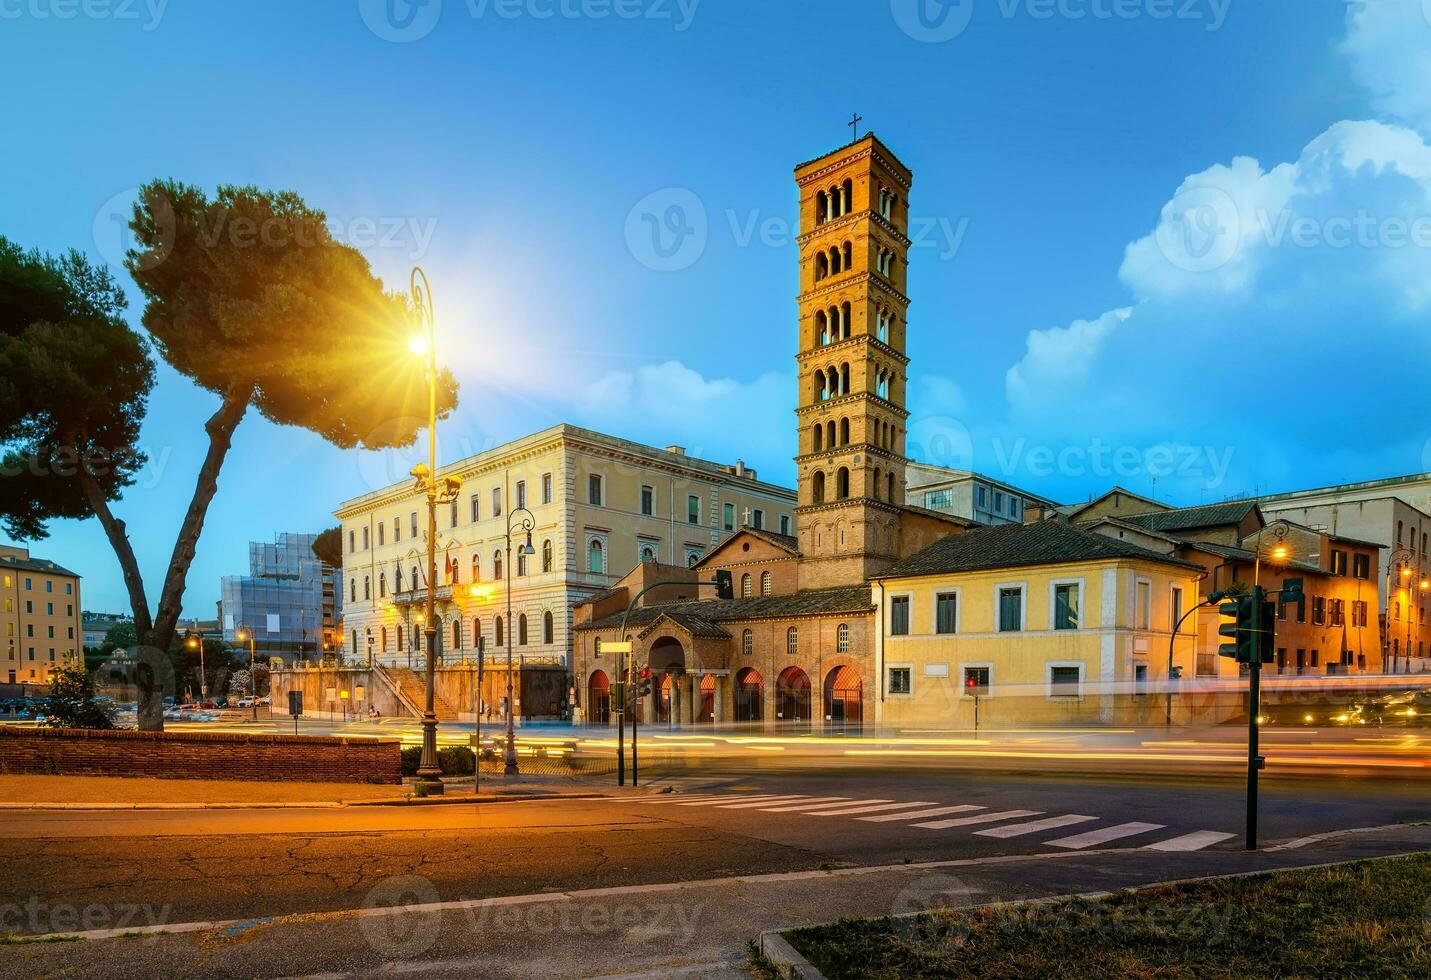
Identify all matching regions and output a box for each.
[470,495,479,522]
[587,475,601,506]
[1330,599,1345,627]
[542,473,553,505]
[964,666,990,695]
[1312,595,1326,626]
[65,582,71,595]
[890,596,911,636]
[348,531,355,553]
[449,499,458,528]
[378,523,385,546]
[1049,665,1082,697]
[780,515,790,535]
[935,592,958,634]
[687,495,700,525]
[752,509,764,530]
[362,526,369,550]
[1353,553,1370,579]
[1353,600,1368,628]
[722,502,735,530]
[492,488,502,517]
[1330,550,1348,576]
[1171,586,1184,632]
[1134,664,1148,696]
[516,480,527,510]
[998,588,1023,632]
[976,486,987,509]
[410,512,418,538]
[924,489,952,510]
[993,491,1005,513]
[1136,580,1152,630]
[641,485,655,516]
[887,667,912,696]
[1054,584,1080,630]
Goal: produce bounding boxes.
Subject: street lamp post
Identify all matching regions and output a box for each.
[504,502,536,776]
[235,628,257,721]
[1383,547,1416,674]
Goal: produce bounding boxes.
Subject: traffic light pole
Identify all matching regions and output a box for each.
[1246,585,1264,851]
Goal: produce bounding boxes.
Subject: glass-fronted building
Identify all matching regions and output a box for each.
[218,533,341,660]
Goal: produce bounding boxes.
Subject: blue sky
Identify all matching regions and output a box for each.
[2,0,1429,616]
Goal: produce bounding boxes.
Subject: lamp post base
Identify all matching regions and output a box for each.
[416,710,445,796]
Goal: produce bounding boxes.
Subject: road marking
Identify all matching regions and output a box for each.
[913,809,1043,830]
[1045,822,1165,849]
[758,798,895,813]
[709,796,816,809]
[1144,830,1237,852]
[858,804,986,823]
[716,796,849,810]
[975,815,1097,839]
[634,795,732,804]
[674,795,787,806]
[808,801,937,817]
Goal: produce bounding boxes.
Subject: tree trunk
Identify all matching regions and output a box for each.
[76,462,153,639]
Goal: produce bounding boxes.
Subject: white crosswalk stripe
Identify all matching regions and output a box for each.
[807,801,937,817]
[635,794,731,805]
[757,798,895,813]
[723,796,850,810]
[857,804,986,823]
[1144,830,1237,851]
[974,815,1097,839]
[710,796,819,809]
[674,795,789,807]
[1045,822,1165,849]
[913,809,1043,830]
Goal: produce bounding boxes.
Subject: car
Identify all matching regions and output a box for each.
[1363,689,1431,726]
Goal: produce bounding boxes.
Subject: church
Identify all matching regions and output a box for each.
[572,134,972,731]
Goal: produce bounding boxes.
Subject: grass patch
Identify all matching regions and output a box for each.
[0,933,84,946]
[779,854,1431,979]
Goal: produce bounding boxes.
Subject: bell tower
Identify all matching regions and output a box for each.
[793,134,912,587]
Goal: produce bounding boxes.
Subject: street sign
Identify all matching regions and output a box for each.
[604,641,633,655]
[288,690,303,716]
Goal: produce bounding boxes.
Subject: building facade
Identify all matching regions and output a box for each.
[335,425,797,669]
[906,463,1061,526]
[218,532,339,660]
[1,545,83,685]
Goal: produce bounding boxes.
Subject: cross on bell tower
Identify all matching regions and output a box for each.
[792,133,912,586]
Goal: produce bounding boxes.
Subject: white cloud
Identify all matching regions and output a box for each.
[1005,307,1132,414]
[1342,0,1431,136]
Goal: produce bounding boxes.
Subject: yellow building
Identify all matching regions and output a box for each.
[334,424,795,668]
[1,545,84,687]
[872,520,1205,727]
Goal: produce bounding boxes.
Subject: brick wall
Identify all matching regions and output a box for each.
[0,727,402,784]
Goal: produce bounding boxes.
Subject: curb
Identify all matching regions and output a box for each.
[758,929,828,979]
[0,791,613,811]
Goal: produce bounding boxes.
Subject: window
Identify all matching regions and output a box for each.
[742,629,753,656]
[998,587,1023,632]
[1136,580,1152,630]
[542,473,552,504]
[1330,550,1348,576]
[517,550,528,577]
[1171,586,1185,632]
[394,517,401,542]
[471,554,481,582]
[640,545,656,564]
[542,539,554,573]
[752,509,764,530]
[1054,583,1080,630]
[836,623,850,652]
[587,538,605,574]
[890,596,910,635]
[1049,665,1082,697]
[993,491,1005,513]
[1353,553,1370,579]
[1134,664,1149,696]
[453,620,462,649]
[449,499,458,528]
[924,489,952,510]
[760,571,772,596]
[964,666,990,695]
[975,485,987,509]
[377,523,385,546]
[588,474,602,506]
[723,503,735,531]
[494,549,503,581]
[1352,600,1369,628]
[492,487,502,517]
[348,530,355,553]
[350,579,356,603]
[518,614,528,645]
[516,480,527,509]
[786,626,798,656]
[888,667,912,695]
[410,512,418,538]
[741,573,752,598]
[470,494,480,522]
[687,495,700,525]
[542,611,554,644]
[641,485,654,516]
[1330,598,1345,627]
[935,592,958,634]
[780,515,791,535]
[495,616,504,646]
[1312,595,1326,626]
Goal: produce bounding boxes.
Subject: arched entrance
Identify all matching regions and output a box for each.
[824,665,863,733]
[587,670,610,726]
[776,666,812,730]
[657,672,674,724]
[698,674,715,723]
[734,667,764,723]
[648,636,686,726]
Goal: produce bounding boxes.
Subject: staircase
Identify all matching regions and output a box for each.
[375,666,460,721]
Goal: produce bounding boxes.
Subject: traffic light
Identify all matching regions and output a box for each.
[636,668,653,699]
[714,570,734,600]
[1219,597,1256,663]
[611,682,627,712]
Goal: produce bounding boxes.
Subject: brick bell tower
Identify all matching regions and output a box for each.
[793,133,913,587]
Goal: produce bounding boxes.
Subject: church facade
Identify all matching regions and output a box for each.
[571,135,970,732]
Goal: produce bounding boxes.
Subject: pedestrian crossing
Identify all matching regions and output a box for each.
[635,792,1235,852]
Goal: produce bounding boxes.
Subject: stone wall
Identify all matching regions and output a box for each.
[0,727,402,783]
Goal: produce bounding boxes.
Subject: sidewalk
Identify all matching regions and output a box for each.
[0,773,622,810]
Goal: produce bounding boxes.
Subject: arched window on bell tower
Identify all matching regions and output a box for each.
[840,417,850,446]
[816,310,829,345]
[815,252,829,281]
[826,420,836,448]
[813,471,826,503]
[841,302,852,339]
[837,467,850,500]
[813,424,824,453]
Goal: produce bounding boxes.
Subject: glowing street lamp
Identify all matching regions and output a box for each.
[234,628,257,720]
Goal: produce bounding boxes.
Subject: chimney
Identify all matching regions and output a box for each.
[1024,504,1049,525]
[665,445,686,456]
[735,459,745,477]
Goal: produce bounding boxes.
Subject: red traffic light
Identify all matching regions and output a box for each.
[965,676,977,689]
